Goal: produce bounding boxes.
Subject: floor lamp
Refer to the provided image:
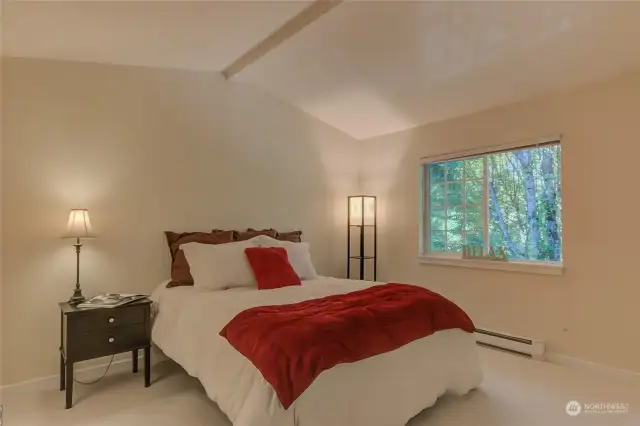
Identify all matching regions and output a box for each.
[347,196,377,280]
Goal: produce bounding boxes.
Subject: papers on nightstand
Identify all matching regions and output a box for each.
[77,293,147,309]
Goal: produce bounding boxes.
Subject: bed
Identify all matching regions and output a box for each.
[150,277,483,426]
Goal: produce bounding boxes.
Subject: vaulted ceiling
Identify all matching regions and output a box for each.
[5,1,640,139]
[2,2,311,71]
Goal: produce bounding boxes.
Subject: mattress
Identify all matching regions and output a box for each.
[150,277,483,426]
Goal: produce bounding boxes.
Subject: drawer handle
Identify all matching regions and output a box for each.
[108,317,115,324]
[108,337,115,343]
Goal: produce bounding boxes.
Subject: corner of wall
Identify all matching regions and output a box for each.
[0,0,5,392]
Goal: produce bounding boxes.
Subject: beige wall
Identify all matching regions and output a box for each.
[0,9,4,395]
[361,72,640,373]
[2,55,638,385]
[0,57,359,385]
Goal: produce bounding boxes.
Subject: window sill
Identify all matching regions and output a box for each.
[417,255,563,276]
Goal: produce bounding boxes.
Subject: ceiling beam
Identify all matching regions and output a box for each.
[222,0,343,80]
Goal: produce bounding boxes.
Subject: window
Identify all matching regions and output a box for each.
[422,142,562,263]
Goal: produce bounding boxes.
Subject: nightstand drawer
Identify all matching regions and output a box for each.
[71,304,146,332]
[68,324,147,361]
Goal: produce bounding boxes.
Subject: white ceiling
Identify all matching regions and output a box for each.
[235,1,640,139]
[5,1,640,139]
[2,1,309,71]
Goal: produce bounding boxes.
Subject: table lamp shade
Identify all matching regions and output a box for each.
[63,209,95,239]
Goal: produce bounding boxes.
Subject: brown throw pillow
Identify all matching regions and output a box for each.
[276,230,302,243]
[165,230,235,288]
[212,229,239,240]
[235,228,278,241]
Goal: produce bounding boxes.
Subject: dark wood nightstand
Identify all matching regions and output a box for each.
[59,299,152,409]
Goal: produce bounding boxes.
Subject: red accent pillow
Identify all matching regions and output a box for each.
[244,247,302,290]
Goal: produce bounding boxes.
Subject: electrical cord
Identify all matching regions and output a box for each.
[73,355,115,385]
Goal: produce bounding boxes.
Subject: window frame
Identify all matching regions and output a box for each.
[419,135,564,275]
[424,156,488,254]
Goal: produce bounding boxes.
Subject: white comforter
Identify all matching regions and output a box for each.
[150,278,483,426]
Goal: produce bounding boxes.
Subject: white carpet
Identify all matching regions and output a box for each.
[3,348,639,426]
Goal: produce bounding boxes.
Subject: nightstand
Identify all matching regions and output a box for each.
[59,299,152,409]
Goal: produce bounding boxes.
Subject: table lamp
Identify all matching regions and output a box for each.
[62,208,96,305]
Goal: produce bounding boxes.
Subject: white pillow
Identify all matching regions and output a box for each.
[247,235,277,246]
[253,237,318,281]
[286,241,319,280]
[249,235,277,246]
[181,240,257,290]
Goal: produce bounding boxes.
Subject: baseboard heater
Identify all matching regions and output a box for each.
[474,328,545,360]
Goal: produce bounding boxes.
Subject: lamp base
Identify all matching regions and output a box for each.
[68,287,86,305]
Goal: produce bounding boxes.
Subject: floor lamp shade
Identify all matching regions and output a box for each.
[349,196,376,226]
[347,196,377,281]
